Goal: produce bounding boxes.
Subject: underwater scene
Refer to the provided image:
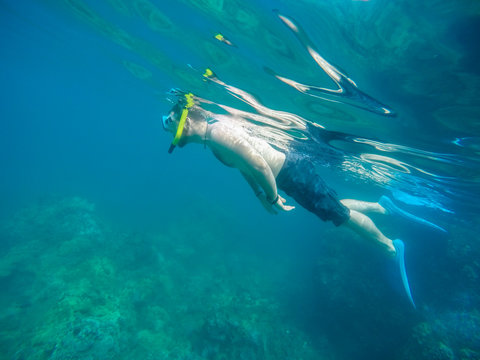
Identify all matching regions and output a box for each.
[1,0,480,359]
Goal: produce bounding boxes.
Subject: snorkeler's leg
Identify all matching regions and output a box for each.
[341,199,387,215]
[343,210,415,308]
[343,209,395,254]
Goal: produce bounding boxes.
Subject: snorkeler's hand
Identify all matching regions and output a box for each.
[273,195,295,212]
[257,193,278,214]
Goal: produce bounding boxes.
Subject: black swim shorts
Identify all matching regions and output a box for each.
[276,151,350,226]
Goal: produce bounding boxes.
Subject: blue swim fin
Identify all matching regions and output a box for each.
[379,195,447,233]
[392,239,416,309]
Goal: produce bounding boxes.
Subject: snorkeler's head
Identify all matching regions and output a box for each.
[162,103,182,134]
[162,92,197,153]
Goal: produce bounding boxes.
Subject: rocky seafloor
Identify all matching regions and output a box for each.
[0,197,479,360]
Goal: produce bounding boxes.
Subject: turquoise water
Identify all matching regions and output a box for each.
[1,1,479,359]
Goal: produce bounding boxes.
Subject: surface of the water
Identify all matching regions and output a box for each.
[1,1,480,360]
[1,0,479,219]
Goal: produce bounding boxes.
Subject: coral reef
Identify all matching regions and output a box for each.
[402,311,480,360]
[1,197,479,359]
[0,198,318,360]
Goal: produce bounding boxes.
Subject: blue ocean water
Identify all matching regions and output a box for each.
[1,1,479,359]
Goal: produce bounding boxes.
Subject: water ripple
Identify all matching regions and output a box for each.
[269,10,395,117]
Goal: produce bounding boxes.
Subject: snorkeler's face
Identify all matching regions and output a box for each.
[162,104,182,133]
[162,112,176,133]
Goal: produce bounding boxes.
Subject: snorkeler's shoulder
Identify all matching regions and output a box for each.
[207,122,234,149]
[208,121,245,142]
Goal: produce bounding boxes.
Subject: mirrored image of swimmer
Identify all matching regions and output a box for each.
[161,92,447,309]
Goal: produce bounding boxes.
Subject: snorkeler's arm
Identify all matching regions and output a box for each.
[240,171,277,214]
[240,168,294,213]
[209,124,293,212]
[209,125,278,200]
[245,155,278,203]
[240,170,262,197]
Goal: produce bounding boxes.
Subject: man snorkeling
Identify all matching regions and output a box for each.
[162,92,445,308]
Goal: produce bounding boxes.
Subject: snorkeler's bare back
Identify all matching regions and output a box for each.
[206,121,285,177]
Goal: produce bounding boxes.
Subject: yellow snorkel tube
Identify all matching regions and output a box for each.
[168,93,195,154]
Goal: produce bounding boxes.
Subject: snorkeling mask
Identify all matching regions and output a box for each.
[162,114,175,131]
[163,92,195,154]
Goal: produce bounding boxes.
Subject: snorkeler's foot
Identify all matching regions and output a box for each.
[379,195,447,233]
[392,239,416,309]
